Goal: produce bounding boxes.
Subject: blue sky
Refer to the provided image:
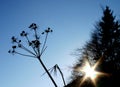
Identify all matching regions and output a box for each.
[0,0,120,87]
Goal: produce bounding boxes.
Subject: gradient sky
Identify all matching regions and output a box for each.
[0,0,120,87]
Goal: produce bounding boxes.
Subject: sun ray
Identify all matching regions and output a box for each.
[77,57,109,86]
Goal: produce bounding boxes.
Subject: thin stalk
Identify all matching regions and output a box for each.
[38,57,58,87]
[26,35,38,55]
[20,44,36,56]
[40,46,47,57]
[15,51,36,58]
[41,66,55,77]
[41,33,48,54]
[56,64,66,86]
[16,41,36,56]
[34,29,38,40]
[34,29,41,56]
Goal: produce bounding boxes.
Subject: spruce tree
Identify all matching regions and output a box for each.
[86,6,120,87]
[87,6,120,73]
[65,6,120,87]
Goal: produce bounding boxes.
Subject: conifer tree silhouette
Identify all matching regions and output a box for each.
[66,6,120,87]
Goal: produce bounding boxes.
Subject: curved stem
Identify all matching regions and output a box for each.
[56,64,66,86]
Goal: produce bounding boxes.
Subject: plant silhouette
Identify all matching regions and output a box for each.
[8,23,66,87]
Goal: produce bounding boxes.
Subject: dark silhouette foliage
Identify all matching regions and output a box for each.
[65,6,120,87]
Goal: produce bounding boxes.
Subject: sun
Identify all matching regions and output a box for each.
[77,58,108,86]
[81,61,97,80]
[80,60,100,85]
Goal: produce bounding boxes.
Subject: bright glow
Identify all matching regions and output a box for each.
[77,57,108,86]
[82,61,97,80]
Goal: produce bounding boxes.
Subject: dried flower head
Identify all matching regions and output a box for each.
[29,23,38,30]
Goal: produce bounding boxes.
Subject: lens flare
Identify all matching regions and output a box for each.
[76,57,108,86]
[81,61,97,80]
[80,60,100,85]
